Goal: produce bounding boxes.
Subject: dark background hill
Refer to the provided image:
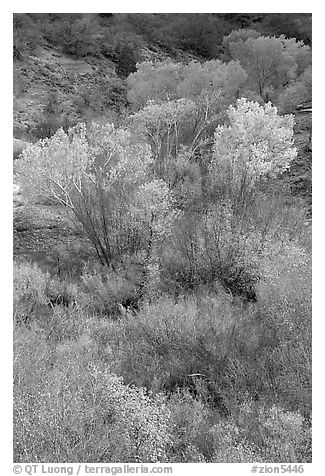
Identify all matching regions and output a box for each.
[13,13,312,138]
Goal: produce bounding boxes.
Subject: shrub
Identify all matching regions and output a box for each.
[276,66,312,114]
[161,206,262,299]
[42,14,101,58]
[209,420,260,462]
[109,296,236,405]
[13,262,50,324]
[13,14,41,60]
[79,267,138,316]
[162,14,227,58]
[28,91,80,141]
[14,334,172,463]
[167,390,214,462]
[14,261,80,325]
[115,43,138,77]
[257,249,312,415]
[231,403,311,462]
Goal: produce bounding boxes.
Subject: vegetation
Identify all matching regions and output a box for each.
[13,13,312,464]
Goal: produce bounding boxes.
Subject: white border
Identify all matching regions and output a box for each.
[2,4,322,474]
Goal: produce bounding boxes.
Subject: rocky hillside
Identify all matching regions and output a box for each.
[14,44,123,140]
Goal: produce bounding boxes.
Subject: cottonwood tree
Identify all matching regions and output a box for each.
[127,59,247,114]
[131,179,180,296]
[129,60,248,198]
[17,122,176,273]
[130,99,204,209]
[210,98,297,212]
[130,98,197,173]
[276,65,312,113]
[127,61,184,109]
[165,98,298,299]
[221,28,261,61]
[128,60,248,159]
[226,35,311,100]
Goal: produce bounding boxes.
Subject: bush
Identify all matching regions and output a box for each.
[230,403,311,462]
[79,267,138,317]
[42,14,101,58]
[14,331,172,462]
[14,261,80,325]
[13,14,41,60]
[161,207,261,299]
[276,66,312,114]
[13,262,51,324]
[115,43,138,77]
[167,390,215,462]
[109,295,237,405]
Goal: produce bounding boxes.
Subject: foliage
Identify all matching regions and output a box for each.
[210,98,297,208]
[127,61,184,108]
[160,14,230,58]
[13,15,311,463]
[17,122,179,291]
[13,261,80,324]
[127,59,247,113]
[41,14,101,58]
[13,262,51,324]
[177,59,247,102]
[29,92,76,141]
[226,35,311,100]
[128,61,248,195]
[78,267,138,317]
[13,14,41,60]
[276,66,312,113]
[260,14,312,45]
[14,333,172,462]
[222,28,261,60]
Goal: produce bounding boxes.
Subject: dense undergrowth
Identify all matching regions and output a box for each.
[13,249,311,462]
[13,14,312,463]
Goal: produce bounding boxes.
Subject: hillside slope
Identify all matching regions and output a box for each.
[14,44,121,139]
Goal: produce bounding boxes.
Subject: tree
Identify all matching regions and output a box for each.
[226,35,311,100]
[162,98,300,300]
[128,61,248,210]
[210,98,297,209]
[130,99,197,164]
[176,60,248,129]
[222,28,261,60]
[127,59,247,112]
[16,123,176,274]
[129,98,204,209]
[177,60,247,100]
[127,61,184,109]
[276,65,312,114]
